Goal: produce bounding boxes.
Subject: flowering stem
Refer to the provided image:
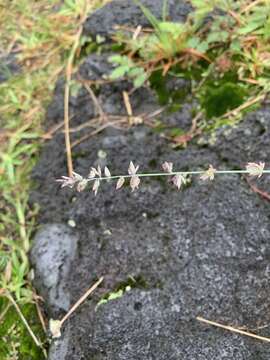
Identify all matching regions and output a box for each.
[57,162,267,193]
[86,169,270,182]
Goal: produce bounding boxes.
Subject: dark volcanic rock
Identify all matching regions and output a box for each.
[210,107,270,166]
[30,0,270,359]
[78,53,114,81]
[31,112,270,359]
[83,0,192,40]
[44,167,270,360]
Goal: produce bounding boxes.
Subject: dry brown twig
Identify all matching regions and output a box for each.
[221,93,266,119]
[68,117,102,133]
[70,119,126,148]
[122,90,144,125]
[172,111,203,146]
[241,0,265,13]
[245,176,270,201]
[49,277,103,339]
[0,302,11,324]
[64,0,90,176]
[42,121,66,140]
[123,91,133,117]
[83,81,107,121]
[70,107,164,149]
[132,25,143,40]
[197,316,270,343]
[6,291,47,356]
[32,291,47,334]
[114,24,154,34]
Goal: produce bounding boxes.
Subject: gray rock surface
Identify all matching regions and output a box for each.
[30,0,270,359]
[31,224,78,316]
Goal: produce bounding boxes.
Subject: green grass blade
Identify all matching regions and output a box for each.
[133,0,161,33]
[162,0,168,21]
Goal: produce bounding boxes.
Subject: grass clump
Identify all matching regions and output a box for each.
[109,0,270,122]
[0,0,107,357]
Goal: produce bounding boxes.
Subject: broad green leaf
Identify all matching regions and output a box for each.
[196,41,209,53]
[134,73,147,88]
[263,20,270,38]
[207,31,229,43]
[230,39,241,52]
[128,67,145,77]
[158,22,185,38]
[110,65,129,79]
[108,55,126,64]
[187,36,200,48]
[237,22,262,35]
[187,37,208,52]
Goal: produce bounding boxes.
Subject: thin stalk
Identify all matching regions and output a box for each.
[162,0,168,21]
[59,277,103,327]
[86,169,270,183]
[197,316,270,343]
[7,292,47,357]
[64,0,89,176]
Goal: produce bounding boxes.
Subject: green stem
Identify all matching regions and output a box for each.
[87,169,270,182]
[162,0,168,21]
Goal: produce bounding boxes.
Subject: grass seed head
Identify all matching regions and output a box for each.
[246,162,265,178]
[200,165,216,181]
[162,161,173,173]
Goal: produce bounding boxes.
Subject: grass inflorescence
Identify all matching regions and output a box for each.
[57,161,267,194]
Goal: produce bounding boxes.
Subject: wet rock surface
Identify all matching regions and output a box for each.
[30,1,270,359]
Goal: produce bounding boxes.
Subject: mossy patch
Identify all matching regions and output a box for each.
[201,82,247,118]
[0,298,46,360]
[149,70,189,108]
